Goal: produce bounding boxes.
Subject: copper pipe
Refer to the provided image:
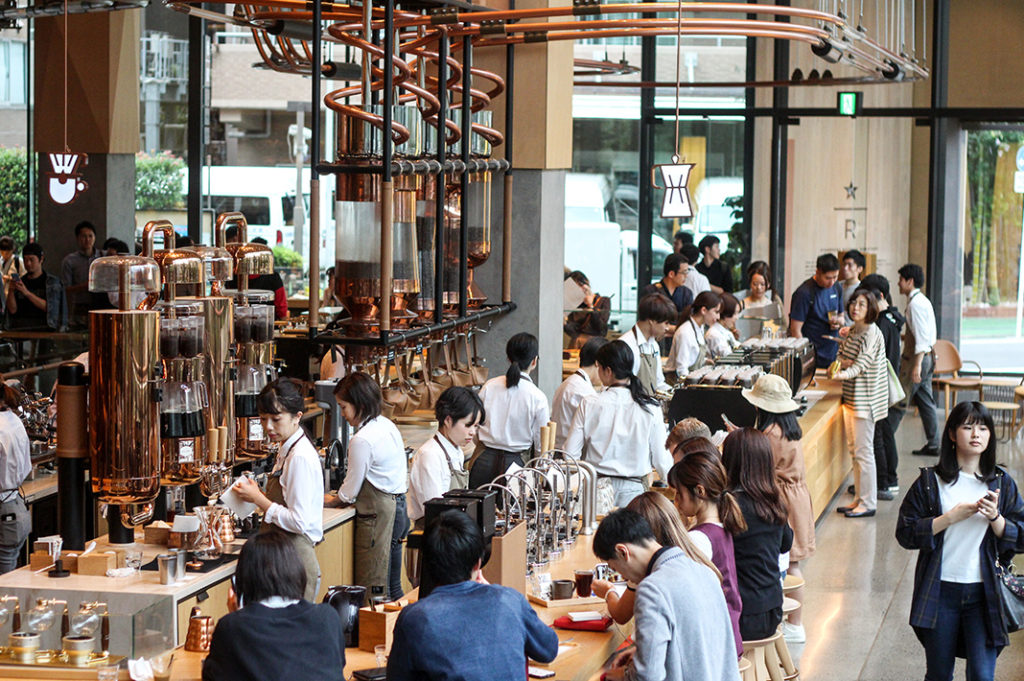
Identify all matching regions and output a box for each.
[452,18,828,41]
[216,212,248,245]
[502,173,512,303]
[309,178,320,329]
[142,219,177,259]
[474,26,830,48]
[380,180,394,333]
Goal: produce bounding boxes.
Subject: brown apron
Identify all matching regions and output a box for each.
[353,479,399,598]
[260,439,322,602]
[633,328,661,396]
[685,320,709,373]
[407,435,471,585]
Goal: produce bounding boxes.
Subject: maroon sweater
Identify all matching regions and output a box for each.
[693,522,743,656]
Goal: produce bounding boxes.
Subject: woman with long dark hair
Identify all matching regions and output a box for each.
[896,402,1024,681]
[564,340,672,507]
[721,428,793,642]
[668,450,745,656]
[326,372,409,601]
[665,290,721,374]
[233,378,324,602]
[469,332,550,489]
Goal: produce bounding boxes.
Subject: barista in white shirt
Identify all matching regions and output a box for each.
[233,378,324,601]
[564,341,672,508]
[469,332,550,489]
[680,244,711,297]
[666,291,721,374]
[896,263,940,456]
[551,337,607,449]
[0,381,30,575]
[618,293,676,396]
[325,372,410,601]
[706,292,742,360]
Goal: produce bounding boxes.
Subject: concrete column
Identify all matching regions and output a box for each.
[33,11,140,257]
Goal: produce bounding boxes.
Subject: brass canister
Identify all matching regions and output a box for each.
[89,310,161,506]
[197,295,235,463]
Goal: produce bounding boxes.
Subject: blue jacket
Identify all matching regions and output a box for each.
[895,466,1024,648]
[387,580,558,681]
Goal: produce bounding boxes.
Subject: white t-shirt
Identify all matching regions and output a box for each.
[688,529,713,561]
[938,472,990,583]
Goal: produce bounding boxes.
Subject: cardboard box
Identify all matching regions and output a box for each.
[78,552,117,576]
[481,520,527,594]
[358,607,402,652]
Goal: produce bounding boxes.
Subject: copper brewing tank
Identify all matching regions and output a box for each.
[414,175,459,321]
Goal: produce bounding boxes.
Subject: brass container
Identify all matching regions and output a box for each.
[89,310,161,508]
[62,634,95,667]
[184,615,215,652]
[217,513,236,544]
[160,355,207,487]
[9,631,39,663]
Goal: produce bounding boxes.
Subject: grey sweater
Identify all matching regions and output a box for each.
[626,547,741,681]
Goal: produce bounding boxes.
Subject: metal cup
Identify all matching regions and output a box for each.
[157,554,177,585]
[550,579,575,600]
[62,634,95,667]
[170,548,187,578]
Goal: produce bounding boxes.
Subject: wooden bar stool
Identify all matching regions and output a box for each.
[782,574,804,595]
[742,630,785,681]
[981,401,1019,441]
[739,656,754,681]
[782,596,800,619]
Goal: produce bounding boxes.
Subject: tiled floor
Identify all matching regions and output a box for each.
[792,409,1024,680]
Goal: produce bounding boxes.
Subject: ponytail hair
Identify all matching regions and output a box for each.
[667,450,747,535]
[504,332,538,389]
[596,341,658,410]
[681,290,721,323]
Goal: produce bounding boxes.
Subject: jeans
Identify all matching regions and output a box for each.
[0,543,21,575]
[874,407,900,489]
[390,493,410,601]
[919,582,997,681]
[843,408,877,510]
[893,351,939,449]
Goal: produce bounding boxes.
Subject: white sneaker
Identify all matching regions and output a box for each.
[782,621,806,644]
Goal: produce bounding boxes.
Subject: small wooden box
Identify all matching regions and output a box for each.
[58,551,79,573]
[29,550,52,570]
[144,525,171,545]
[481,520,528,594]
[358,607,402,652]
[78,552,117,576]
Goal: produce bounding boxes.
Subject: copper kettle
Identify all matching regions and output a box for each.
[184,607,215,652]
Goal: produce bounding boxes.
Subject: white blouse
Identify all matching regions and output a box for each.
[263,429,325,544]
[476,373,550,452]
[407,434,465,521]
[336,415,408,503]
[666,320,706,373]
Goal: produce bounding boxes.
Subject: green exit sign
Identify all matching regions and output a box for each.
[838,91,862,116]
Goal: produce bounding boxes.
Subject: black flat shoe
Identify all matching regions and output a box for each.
[877,490,895,501]
[836,504,857,514]
[845,509,876,518]
[846,484,855,495]
[912,446,939,457]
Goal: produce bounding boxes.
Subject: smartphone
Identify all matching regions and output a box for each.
[721,413,736,430]
[10,273,18,282]
[527,667,556,679]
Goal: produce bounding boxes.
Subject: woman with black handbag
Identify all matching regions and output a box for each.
[896,401,1024,681]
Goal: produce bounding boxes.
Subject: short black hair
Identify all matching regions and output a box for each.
[0,236,14,251]
[578,336,609,368]
[663,253,687,278]
[252,237,269,246]
[176,235,195,248]
[843,249,866,269]
[860,273,891,305]
[225,225,239,242]
[637,292,677,324]
[257,377,306,416]
[698,235,719,255]
[680,244,700,266]
[435,386,485,428]
[755,408,802,441]
[334,371,382,423]
[936,401,998,484]
[816,253,840,273]
[74,221,96,237]
[422,510,485,589]
[21,243,43,259]
[593,509,657,560]
[234,531,306,605]
[102,238,130,254]
[566,270,590,288]
[898,263,925,288]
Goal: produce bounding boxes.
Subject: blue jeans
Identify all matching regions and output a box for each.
[920,582,997,681]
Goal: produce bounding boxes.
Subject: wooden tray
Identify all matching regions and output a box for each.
[527,594,606,608]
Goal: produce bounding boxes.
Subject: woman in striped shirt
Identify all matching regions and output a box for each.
[828,289,888,518]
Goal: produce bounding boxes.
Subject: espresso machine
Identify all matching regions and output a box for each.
[87,252,163,537]
[222,213,277,461]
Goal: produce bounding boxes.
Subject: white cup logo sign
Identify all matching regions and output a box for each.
[47,152,89,205]
[654,161,695,219]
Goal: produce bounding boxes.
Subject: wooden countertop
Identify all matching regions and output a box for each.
[168,534,627,681]
[0,508,355,598]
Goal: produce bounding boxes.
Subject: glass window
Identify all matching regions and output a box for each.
[209,195,271,226]
[0,40,26,106]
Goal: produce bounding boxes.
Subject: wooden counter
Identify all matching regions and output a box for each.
[168,534,628,681]
[796,377,850,521]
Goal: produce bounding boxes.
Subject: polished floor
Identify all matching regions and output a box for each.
[793,407,1024,680]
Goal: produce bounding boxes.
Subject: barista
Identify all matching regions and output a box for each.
[325,372,409,601]
[232,378,323,602]
[0,379,31,574]
[665,291,721,375]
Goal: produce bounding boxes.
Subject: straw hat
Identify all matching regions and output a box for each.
[741,374,799,413]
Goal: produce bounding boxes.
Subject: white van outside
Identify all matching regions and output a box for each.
[691,176,742,250]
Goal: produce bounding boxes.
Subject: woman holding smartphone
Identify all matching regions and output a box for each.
[896,402,1024,681]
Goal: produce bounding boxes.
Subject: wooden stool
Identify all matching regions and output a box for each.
[782,574,804,595]
[742,630,784,681]
[981,401,1019,441]
[774,627,800,680]
[782,597,800,618]
[739,656,754,681]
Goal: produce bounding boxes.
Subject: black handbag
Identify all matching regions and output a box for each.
[997,560,1024,633]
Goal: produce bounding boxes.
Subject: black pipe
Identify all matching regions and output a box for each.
[459,38,472,318]
[434,31,449,323]
[505,7,514,171]
[106,507,134,545]
[637,0,656,294]
[316,301,515,347]
[186,16,206,245]
[56,362,86,551]
[312,0,322,180]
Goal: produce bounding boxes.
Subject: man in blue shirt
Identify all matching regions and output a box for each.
[789,253,844,368]
[387,511,558,681]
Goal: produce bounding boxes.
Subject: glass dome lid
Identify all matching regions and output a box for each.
[222,288,274,305]
[88,255,161,293]
[186,246,234,282]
